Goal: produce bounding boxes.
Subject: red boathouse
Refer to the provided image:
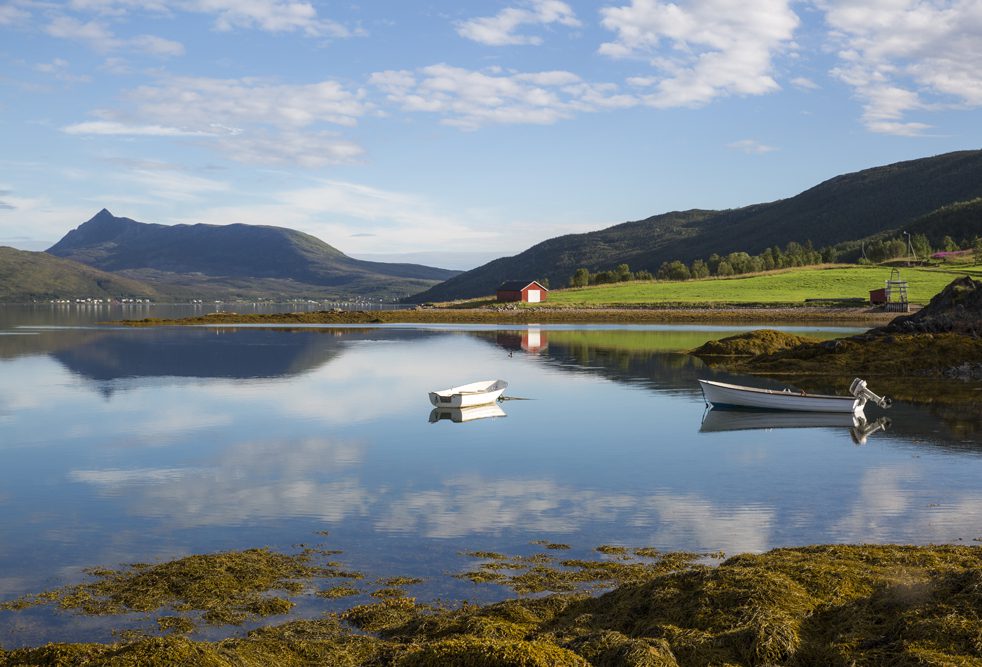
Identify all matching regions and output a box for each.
[496,280,549,303]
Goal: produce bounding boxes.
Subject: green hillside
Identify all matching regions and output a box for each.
[545,265,981,306]
[48,209,459,300]
[0,246,157,302]
[905,198,982,246]
[410,150,982,302]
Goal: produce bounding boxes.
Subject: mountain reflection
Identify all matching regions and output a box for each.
[0,327,441,385]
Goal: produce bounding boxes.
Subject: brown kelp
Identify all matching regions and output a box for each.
[2,544,982,666]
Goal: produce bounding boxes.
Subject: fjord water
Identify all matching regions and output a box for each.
[1,308,980,645]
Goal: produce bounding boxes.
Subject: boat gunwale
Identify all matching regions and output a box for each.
[698,379,855,403]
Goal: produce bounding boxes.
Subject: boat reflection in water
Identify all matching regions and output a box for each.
[700,407,891,445]
[429,402,507,424]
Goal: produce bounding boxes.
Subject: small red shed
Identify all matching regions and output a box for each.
[496,280,549,303]
[869,288,887,305]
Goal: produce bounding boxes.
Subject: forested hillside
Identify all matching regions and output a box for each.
[409,150,982,302]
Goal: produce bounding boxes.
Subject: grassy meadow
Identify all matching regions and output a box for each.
[546,264,981,306]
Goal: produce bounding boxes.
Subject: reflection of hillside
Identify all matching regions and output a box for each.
[45,328,436,383]
[0,329,111,360]
[472,329,709,394]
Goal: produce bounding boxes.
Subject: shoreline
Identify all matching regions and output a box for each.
[113,305,904,327]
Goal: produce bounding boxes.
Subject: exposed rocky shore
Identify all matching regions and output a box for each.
[2,543,981,666]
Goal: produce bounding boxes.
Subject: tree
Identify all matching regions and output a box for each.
[657,260,691,281]
[974,236,982,264]
[707,253,721,274]
[615,264,633,282]
[716,260,734,277]
[569,268,590,288]
[943,235,958,252]
[910,233,932,261]
[690,259,710,279]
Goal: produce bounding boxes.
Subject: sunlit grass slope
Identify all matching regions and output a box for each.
[547,264,981,306]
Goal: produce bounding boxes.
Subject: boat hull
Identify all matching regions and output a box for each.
[429,403,507,423]
[700,407,862,432]
[428,380,507,408]
[699,379,861,413]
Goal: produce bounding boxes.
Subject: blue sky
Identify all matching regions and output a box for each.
[1,0,980,269]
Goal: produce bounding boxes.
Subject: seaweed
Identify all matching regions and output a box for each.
[4,543,982,666]
[1,548,329,628]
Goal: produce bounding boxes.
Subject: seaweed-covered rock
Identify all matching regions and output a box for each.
[396,637,590,667]
[0,637,230,667]
[569,631,679,666]
[690,329,819,357]
[881,275,982,335]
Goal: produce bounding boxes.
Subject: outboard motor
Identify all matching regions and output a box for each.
[849,378,892,409]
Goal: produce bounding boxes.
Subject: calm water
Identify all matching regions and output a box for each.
[1,308,980,645]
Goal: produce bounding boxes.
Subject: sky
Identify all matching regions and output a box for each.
[0,1,980,270]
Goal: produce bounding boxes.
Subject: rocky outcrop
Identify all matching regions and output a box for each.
[880,275,982,336]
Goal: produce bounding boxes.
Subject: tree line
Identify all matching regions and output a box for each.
[567,233,982,287]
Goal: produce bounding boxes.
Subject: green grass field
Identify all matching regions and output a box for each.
[546,264,981,306]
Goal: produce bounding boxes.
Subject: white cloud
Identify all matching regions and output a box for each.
[45,14,116,45]
[43,14,185,57]
[0,4,30,25]
[821,0,982,135]
[210,130,364,168]
[107,166,231,203]
[727,139,778,154]
[456,0,580,46]
[34,58,93,83]
[370,64,637,130]
[65,0,350,37]
[187,179,496,254]
[0,195,98,249]
[791,76,820,90]
[63,75,369,167]
[63,120,213,136]
[599,0,800,108]
[126,76,368,129]
[129,33,185,57]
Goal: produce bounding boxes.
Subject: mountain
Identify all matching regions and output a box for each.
[47,210,460,300]
[408,150,982,302]
[0,246,157,302]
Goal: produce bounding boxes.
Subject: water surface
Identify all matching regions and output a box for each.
[1,312,979,645]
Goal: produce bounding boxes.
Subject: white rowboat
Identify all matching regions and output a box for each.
[698,378,890,414]
[428,379,508,409]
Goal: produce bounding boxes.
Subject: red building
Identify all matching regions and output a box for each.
[496,280,549,303]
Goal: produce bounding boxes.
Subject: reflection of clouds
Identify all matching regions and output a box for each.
[68,436,369,527]
[69,468,187,484]
[834,466,913,542]
[834,465,982,544]
[138,477,371,527]
[635,494,774,555]
[377,477,591,538]
[376,475,772,551]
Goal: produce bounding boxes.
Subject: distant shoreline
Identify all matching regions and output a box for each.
[114,305,906,327]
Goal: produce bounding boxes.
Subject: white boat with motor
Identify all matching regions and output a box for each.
[429,403,507,423]
[698,377,891,413]
[428,379,508,409]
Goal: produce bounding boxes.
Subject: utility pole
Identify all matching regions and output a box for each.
[903,231,916,263]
